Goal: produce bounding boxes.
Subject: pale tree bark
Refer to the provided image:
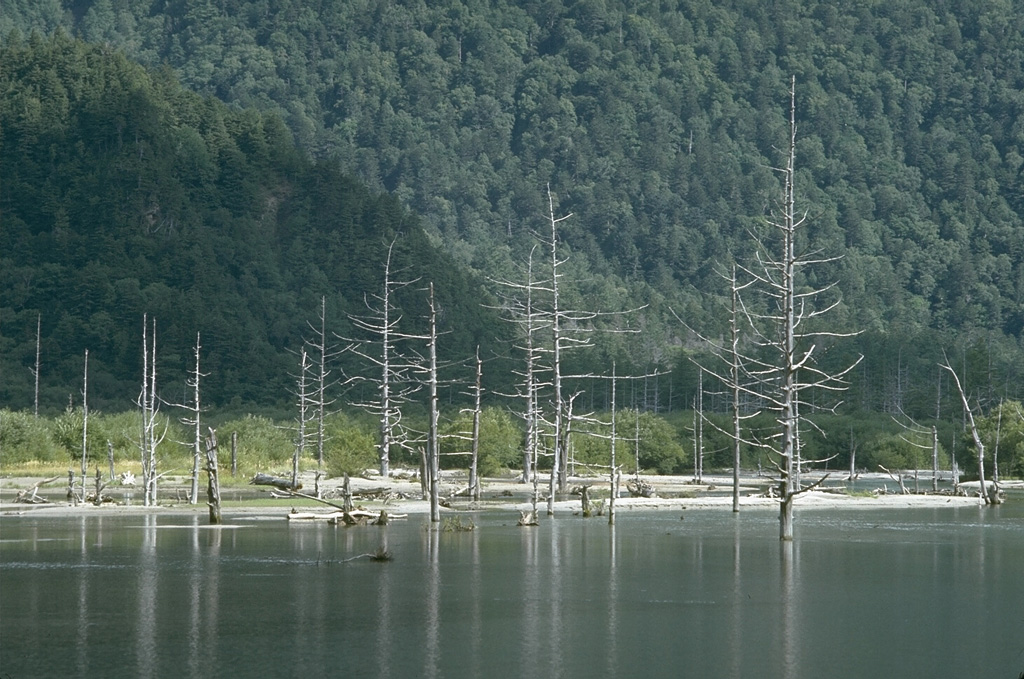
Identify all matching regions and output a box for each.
[175,332,207,505]
[426,283,441,523]
[138,315,165,507]
[468,346,482,502]
[738,77,860,539]
[346,238,420,480]
[291,349,312,491]
[305,296,344,492]
[204,428,222,525]
[80,349,89,493]
[941,356,1000,505]
[33,313,41,418]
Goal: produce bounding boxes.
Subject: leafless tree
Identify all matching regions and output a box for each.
[80,349,89,496]
[305,296,345,486]
[291,349,313,491]
[167,333,207,504]
[138,315,166,506]
[345,238,420,479]
[738,77,861,539]
[941,354,1000,504]
[32,313,41,418]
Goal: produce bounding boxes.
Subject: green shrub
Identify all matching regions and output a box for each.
[439,407,522,476]
[324,412,377,476]
[216,414,294,471]
[0,409,59,464]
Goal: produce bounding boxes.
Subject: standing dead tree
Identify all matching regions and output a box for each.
[167,333,208,504]
[304,296,346,495]
[738,77,861,539]
[345,238,420,479]
[488,245,550,493]
[204,427,222,524]
[80,349,89,499]
[941,355,1000,505]
[32,313,41,418]
[678,264,762,513]
[137,315,166,507]
[290,349,314,491]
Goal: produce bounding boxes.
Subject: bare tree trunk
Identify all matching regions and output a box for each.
[33,313,41,418]
[231,431,237,477]
[469,347,482,502]
[93,466,104,506]
[139,316,161,507]
[931,426,939,493]
[188,333,203,505]
[609,365,618,526]
[81,349,89,491]
[204,428,222,525]
[292,349,311,491]
[941,357,996,505]
[730,267,742,513]
[549,187,567,505]
[427,283,441,523]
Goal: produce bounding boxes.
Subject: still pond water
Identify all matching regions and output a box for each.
[2,504,1023,679]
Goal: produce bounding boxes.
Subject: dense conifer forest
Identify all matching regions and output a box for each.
[2,1,1023,477]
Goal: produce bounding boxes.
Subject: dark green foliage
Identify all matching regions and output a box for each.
[0,32,506,412]
[4,2,1024,470]
[7,2,1024,376]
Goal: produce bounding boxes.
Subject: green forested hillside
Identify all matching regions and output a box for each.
[0,33,508,411]
[3,0,1024,418]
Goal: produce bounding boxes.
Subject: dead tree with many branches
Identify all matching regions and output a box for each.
[345,238,421,479]
[738,78,861,539]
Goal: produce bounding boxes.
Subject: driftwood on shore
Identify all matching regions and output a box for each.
[626,479,656,498]
[14,476,60,504]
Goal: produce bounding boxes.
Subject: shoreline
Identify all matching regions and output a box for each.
[3,471,1014,518]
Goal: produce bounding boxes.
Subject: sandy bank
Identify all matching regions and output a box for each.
[3,470,1010,519]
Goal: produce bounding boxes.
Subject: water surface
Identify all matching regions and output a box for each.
[1,504,1022,678]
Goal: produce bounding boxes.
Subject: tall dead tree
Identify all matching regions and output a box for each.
[32,313,41,418]
[489,246,549,486]
[169,332,208,505]
[138,315,165,506]
[941,355,999,505]
[425,283,441,522]
[305,296,345,491]
[291,349,313,491]
[468,347,483,502]
[80,349,89,492]
[741,77,860,539]
[346,238,419,479]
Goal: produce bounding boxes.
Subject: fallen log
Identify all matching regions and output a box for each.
[251,472,301,491]
[287,508,408,521]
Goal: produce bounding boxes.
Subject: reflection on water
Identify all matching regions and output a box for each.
[1,504,1023,679]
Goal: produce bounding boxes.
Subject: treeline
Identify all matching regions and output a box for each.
[3,400,1021,480]
[4,0,1024,419]
[0,32,510,412]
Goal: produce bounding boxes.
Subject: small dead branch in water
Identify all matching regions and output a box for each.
[517,509,539,526]
[338,545,393,563]
[441,516,475,532]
